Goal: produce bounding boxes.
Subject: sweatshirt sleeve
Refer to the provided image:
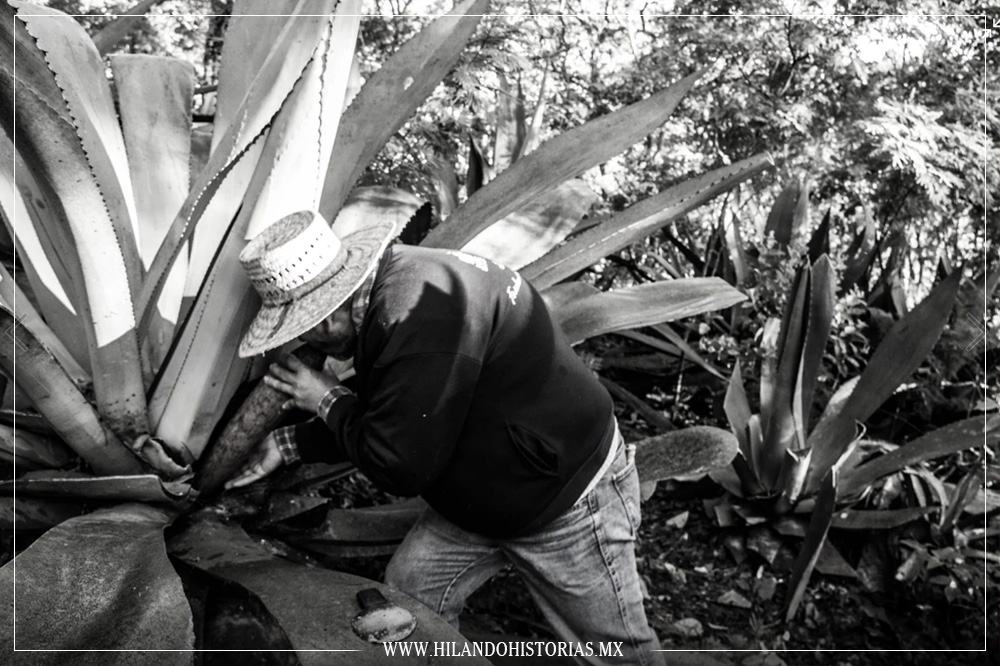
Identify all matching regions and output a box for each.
[292,416,348,464]
[319,352,481,497]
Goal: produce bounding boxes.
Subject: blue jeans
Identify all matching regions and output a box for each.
[385,435,664,665]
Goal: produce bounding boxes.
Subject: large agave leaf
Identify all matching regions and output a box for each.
[785,464,838,622]
[539,280,598,311]
[939,467,983,531]
[764,178,809,246]
[170,515,491,662]
[807,209,831,264]
[767,256,835,496]
[650,323,726,379]
[839,416,997,498]
[461,179,598,270]
[552,277,747,345]
[761,265,810,489]
[723,206,749,286]
[331,185,421,238]
[111,54,194,370]
[151,7,356,459]
[180,0,292,313]
[0,135,86,370]
[0,424,74,469]
[12,1,143,293]
[0,262,87,386]
[138,0,338,332]
[724,362,754,465]
[0,495,85,530]
[0,504,192,660]
[617,326,724,380]
[840,210,877,294]
[1,471,188,504]
[0,303,141,475]
[285,497,428,553]
[243,4,360,241]
[796,256,835,441]
[319,0,488,222]
[424,70,705,250]
[831,506,934,530]
[521,154,772,290]
[809,375,860,437]
[2,3,148,439]
[613,329,682,357]
[805,270,963,492]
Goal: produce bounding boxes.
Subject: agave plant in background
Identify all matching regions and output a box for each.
[708,248,996,621]
[422,72,764,422]
[0,0,763,657]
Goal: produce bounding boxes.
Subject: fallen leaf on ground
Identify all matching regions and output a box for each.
[756,575,777,601]
[716,589,752,609]
[667,618,704,638]
[665,510,689,529]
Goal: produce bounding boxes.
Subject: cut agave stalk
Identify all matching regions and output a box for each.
[193,347,326,499]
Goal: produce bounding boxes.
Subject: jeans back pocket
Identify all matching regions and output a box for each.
[610,444,641,538]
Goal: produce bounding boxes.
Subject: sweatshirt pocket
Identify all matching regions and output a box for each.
[506,422,560,477]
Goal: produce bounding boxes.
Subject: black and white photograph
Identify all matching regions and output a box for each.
[0,1,995,664]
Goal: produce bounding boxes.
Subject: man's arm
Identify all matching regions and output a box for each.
[311,353,481,497]
[226,362,349,488]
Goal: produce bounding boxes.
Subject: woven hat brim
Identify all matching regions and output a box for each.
[238,221,395,358]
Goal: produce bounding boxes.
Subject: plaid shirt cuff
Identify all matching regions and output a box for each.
[317,386,355,421]
[273,425,300,466]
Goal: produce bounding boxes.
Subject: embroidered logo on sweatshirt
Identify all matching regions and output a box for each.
[507,272,522,305]
[446,250,489,273]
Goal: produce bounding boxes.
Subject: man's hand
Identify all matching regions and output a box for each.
[264,354,342,414]
[225,431,284,489]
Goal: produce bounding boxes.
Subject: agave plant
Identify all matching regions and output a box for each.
[0,0,766,657]
[709,249,996,621]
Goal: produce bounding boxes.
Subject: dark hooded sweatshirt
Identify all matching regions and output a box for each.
[293,245,614,538]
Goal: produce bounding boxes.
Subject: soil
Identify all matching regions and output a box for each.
[3,439,995,666]
[315,476,994,666]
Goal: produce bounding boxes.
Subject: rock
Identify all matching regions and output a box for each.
[716,590,752,609]
[667,618,704,639]
[724,533,748,565]
[661,561,688,586]
[665,511,689,529]
[746,526,782,564]
[756,575,777,601]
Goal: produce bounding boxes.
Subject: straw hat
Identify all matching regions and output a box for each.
[238,210,395,357]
